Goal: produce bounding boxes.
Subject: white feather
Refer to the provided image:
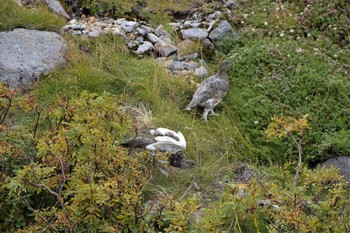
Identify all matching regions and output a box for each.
[177,131,186,148]
[146,141,185,153]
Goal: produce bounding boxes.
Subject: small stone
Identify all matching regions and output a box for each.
[135,37,144,43]
[180,28,208,40]
[87,30,101,38]
[139,25,155,33]
[207,11,222,21]
[168,22,180,27]
[62,25,85,31]
[209,20,239,42]
[186,61,200,70]
[127,40,139,49]
[155,25,171,38]
[147,33,161,43]
[181,52,199,61]
[161,37,172,44]
[121,20,139,33]
[154,40,178,57]
[136,27,146,35]
[135,41,154,55]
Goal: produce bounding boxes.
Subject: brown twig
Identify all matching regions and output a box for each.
[48,150,67,196]
[23,198,59,233]
[33,105,41,138]
[0,98,12,124]
[178,179,195,203]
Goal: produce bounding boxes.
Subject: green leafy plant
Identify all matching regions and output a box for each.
[2,91,151,231]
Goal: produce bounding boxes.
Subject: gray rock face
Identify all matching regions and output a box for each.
[44,0,71,19]
[135,41,154,55]
[320,156,350,183]
[180,28,208,40]
[0,29,67,88]
[209,20,238,42]
[154,40,177,57]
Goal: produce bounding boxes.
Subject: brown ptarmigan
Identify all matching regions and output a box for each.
[185,60,233,121]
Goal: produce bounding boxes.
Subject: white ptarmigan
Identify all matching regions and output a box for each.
[185,60,233,121]
[121,127,196,169]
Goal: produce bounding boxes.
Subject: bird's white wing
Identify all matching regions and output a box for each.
[177,131,186,148]
[154,136,179,144]
[146,141,185,153]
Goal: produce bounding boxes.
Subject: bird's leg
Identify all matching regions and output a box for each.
[209,109,218,116]
[201,108,210,121]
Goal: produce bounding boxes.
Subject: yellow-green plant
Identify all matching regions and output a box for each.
[3,91,150,232]
[198,165,350,232]
[266,115,309,186]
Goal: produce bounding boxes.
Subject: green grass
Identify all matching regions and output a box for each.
[0,0,66,31]
[221,37,350,163]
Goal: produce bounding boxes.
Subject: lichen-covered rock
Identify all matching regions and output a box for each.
[154,40,177,57]
[209,20,238,42]
[0,29,67,88]
[180,28,208,40]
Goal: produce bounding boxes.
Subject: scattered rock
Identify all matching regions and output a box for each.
[155,25,171,39]
[180,28,208,40]
[209,20,238,42]
[154,40,177,57]
[135,41,154,55]
[120,20,139,33]
[147,33,161,44]
[0,29,67,88]
[87,30,100,38]
[136,27,146,36]
[61,7,238,77]
[319,156,350,183]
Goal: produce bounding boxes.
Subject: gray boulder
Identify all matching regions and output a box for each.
[209,20,238,42]
[154,40,177,57]
[180,28,208,40]
[0,29,67,88]
[319,156,350,183]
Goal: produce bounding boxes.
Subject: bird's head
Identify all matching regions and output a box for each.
[218,60,233,75]
[181,159,197,169]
